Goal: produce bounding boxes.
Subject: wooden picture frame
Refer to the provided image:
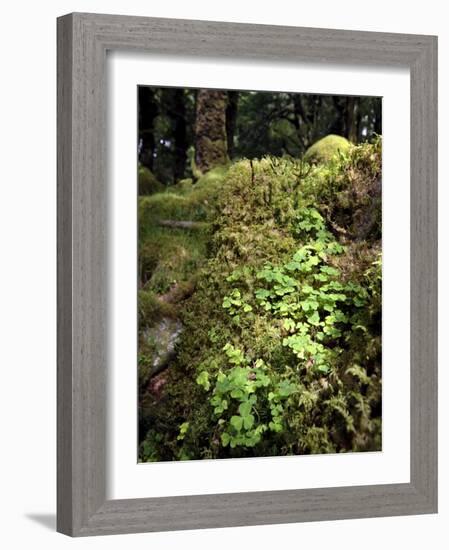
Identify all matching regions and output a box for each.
[57,12,438,536]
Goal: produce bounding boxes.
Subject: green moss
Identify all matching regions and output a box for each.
[140,226,209,294]
[138,142,382,461]
[139,240,162,285]
[194,164,229,190]
[139,165,229,230]
[303,134,350,164]
[138,166,228,298]
[139,193,191,223]
[138,289,176,329]
[188,147,203,180]
[139,165,164,195]
[302,137,382,240]
[149,241,198,293]
[176,178,194,192]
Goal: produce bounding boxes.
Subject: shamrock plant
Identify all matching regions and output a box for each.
[196,344,298,449]
[253,210,372,374]
[222,289,253,322]
[193,207,380,455]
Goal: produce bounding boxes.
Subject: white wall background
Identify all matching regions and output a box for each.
[0,1,445,548]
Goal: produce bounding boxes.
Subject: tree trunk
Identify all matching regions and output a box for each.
[171,89,187,182]
[330,96,346,137]
[225,91,239,158]
[291,94,307,150]
[194,89,228,174]
[346,97,359,143]
[138,87,158,170]
[373,99,382,136]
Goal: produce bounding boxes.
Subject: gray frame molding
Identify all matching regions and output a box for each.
[57,12,438,537]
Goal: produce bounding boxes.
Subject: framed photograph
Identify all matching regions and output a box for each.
[57,12,437,536]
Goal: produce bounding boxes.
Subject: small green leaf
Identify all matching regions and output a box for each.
[238,401,252,417]
[230,415,243,432]
[243,414,255,430]
[307,311,320,325]
[196,371,210,391]
[177,422,190,440]
[248,394,257,405]
[283,318,296,332]
[321,266,339,276]
[269,421,283,433]
[278,380,296,397]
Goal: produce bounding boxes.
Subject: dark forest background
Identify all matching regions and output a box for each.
[138,87,381,185]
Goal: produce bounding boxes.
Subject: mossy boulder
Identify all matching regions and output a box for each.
[139,165,228,226]
[303,137,382,241]
[139,165,164,195]
[194,164,228,190]
[304,135,350,164]
[177,178,194,192]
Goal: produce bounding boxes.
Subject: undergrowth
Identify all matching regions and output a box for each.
[138,138,382,461]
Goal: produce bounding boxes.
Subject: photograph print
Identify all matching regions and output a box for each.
[137,86,382,462]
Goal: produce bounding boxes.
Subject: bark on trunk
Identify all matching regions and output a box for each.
[194,89,228,174]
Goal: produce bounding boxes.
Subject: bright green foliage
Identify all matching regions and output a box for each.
[196,370,211,391]
[251,218,369,379]
[303,134,351,164]
[201,349,298,448]
[139,139,382,461]
[222,289,253,321]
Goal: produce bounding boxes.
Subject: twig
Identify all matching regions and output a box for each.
[158,220,208,230]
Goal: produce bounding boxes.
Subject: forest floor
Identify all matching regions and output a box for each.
[138,139,382,462]
[138,167,227,410]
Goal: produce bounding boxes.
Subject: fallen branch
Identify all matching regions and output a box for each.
[158,220,208,230]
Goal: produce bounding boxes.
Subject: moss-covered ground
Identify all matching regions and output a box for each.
[138,138,382,461]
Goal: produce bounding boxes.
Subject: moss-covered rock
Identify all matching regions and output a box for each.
[176,178,194,192]
[302,137,382,241]
[139,165,228,227]
[139,165,164,195]
[138,289,176,329]
[304,134,350,164]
